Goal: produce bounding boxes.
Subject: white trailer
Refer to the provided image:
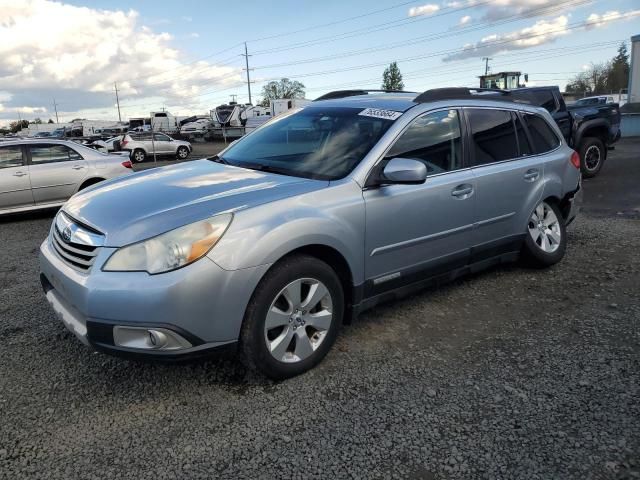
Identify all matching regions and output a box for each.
[270,98,311,117]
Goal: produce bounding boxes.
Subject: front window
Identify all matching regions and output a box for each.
[218,107,398,180]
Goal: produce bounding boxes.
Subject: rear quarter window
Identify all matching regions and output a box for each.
[522,114,560,154]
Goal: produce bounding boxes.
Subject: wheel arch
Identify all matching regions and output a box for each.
[259,244,356,324]
[77,177,105,192]
[576,120,609,152]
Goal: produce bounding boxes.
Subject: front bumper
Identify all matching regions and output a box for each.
[39,235,270,359]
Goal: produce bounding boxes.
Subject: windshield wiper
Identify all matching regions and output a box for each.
[208,155,229,165]
[238,163,294,176]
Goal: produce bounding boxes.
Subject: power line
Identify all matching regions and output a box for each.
[251,0,590,70]
[251,0,501,55]
[119,0,588,102]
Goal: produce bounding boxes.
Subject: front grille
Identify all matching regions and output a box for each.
[51,213,103,271]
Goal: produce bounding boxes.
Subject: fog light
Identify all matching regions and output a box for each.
[148,330,167,348]
[113,326,192,351]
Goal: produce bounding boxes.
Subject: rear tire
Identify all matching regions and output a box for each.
[240,254,344,380]
[523,200,567,267]
[579,137,605,178]
[132,149,146,163]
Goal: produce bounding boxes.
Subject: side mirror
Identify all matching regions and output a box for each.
[380,158,427,185]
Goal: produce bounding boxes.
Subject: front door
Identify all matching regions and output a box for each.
[0,145,33,210]
[153,133,173,154]
[27,143,88,205]
[363,109,476,296]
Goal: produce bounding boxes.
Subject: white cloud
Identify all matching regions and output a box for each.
[585,9,640,28]
[189,32,200,38]
[408,4,440,17]
[445,0,584,21]
[443,15,570,61]
[459,15,472,25]
[0,0,242,119]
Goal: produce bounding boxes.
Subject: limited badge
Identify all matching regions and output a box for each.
[358,108,402,121]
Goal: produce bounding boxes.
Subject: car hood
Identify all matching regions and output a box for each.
[63,159,327,246]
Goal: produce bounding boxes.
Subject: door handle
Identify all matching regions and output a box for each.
[451,185,473,198]
[524,169,539,181]
[71,165,85,170]
[13,171,27,177]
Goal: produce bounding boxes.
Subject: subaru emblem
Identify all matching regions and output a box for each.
[62,226,72,242]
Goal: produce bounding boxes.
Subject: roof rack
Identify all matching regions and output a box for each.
[413,87,514,103]
[314,89,417,102]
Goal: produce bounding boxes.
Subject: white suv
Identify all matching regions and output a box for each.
[121,133,192,163]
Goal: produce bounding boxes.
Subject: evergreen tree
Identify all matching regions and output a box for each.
[382,62,405,90]
[606,42,630,92]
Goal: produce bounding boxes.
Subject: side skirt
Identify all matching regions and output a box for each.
[350,234,524,319]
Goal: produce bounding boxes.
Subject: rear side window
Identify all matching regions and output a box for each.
[467,109,518,165]
[522,114,560,154]
[0,146,24,169]
[29,144,81,164]
[386,109,463,175]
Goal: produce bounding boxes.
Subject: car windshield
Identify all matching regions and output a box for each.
[216,106,398,180]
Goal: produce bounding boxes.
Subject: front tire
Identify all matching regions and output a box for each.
[240,255,344,380]
[579,137,605,178]
[176,146,189,160]
[523,200,567,267]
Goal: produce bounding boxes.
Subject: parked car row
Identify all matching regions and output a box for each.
[38,87,582,379]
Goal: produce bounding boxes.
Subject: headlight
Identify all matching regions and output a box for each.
[103,213,232,274]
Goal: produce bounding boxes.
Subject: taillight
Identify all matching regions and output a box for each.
[121,139,128,148]
[121,160,132,169]
[570,150,580,169]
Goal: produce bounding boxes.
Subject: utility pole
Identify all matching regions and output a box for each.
[114,82,122,122]
[230,94,238,103]
[53,99,59,123]
[482,57,492,75]
[241,42,253,105]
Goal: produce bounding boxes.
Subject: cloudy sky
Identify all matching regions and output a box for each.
[0,0,638,125]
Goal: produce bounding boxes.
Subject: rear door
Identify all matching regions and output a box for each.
[27,143,89,205]
[0,144,33,211]
[464,108,543,257]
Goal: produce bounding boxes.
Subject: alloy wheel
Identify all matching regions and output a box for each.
[584,145,601,171]
[264,278,333,363]
[528,202,561,253]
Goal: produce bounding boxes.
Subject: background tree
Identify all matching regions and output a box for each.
[565,43,630,95]
[31,118,42,124]
[48,118,54,124]
[8,120,29,133]
[382,62,405,90]
[260,78,306,106]
[566,62,609,95]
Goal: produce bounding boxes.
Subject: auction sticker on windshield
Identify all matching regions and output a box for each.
[358,108,402,121]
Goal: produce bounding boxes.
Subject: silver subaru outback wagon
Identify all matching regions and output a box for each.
[39,88,582,379]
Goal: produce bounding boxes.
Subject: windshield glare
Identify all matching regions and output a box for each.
[219,107,397,180]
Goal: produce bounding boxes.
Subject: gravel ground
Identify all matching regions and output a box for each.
[0,142,639,479]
